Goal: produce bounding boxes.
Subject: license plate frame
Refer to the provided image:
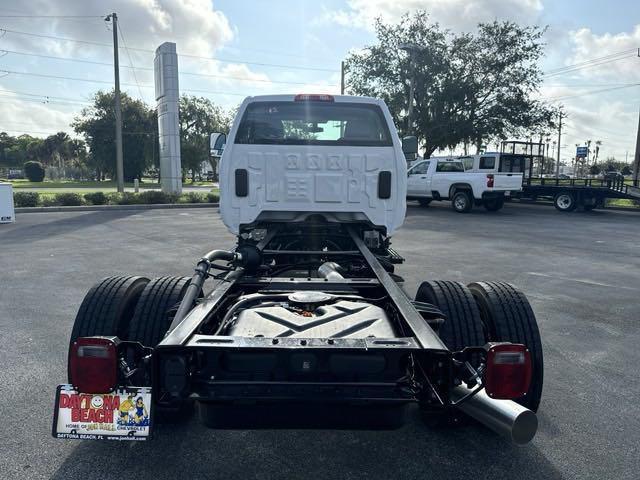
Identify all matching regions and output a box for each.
[52,384,152,441]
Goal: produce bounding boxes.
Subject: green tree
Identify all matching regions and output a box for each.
[23,160,45,182]
[589,164,601,175]
[43,132,72,167]
[179,95,232,181]
[73,90,156,181]
[0,132,17,167]
[345,12,554,157]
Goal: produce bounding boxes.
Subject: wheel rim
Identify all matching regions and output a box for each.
[556,194,572,209]
[454,195,466,210]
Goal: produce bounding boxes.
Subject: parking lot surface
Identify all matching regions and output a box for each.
[1,202,638,479]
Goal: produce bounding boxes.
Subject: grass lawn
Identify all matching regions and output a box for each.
[606,198,640,209]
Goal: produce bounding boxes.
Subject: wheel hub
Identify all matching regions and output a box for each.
[557,195,572,209]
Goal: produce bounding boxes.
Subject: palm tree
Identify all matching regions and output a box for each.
[594,140,602,165]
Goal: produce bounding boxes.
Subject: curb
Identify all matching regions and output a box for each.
[15,203,220,213]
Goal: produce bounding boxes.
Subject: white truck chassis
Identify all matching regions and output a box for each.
[53,95,543,444]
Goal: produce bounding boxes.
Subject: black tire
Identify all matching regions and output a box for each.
[467,282,543,412]
[418,198,432,207]
[415,281,484,354]
[415,281,485,426]
[128,276,193,347]
[554,192,576,212]
[70,276,149,345]
[484,197,504,212]
[451,190,473,213]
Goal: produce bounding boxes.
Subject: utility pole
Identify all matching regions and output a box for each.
[556,110,563,178]
[340,61,345,95]
[634,105,640,187]
[107,12,124,193]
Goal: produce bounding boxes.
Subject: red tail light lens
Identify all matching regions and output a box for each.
[485,343,532,400]
[69,337,118,394]
[294,94,334,102]
[486,174,494,188]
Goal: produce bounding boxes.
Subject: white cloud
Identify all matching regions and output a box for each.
[563,25,640,79]
[0,91,77,136]
[537,24,640,161]
[320,0,543,32]
[0,0,277,134]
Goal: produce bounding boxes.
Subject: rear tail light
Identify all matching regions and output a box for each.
[294,94,334,102]
[486,174,494,188]
[69,337,118,393]
[484,343,532,400]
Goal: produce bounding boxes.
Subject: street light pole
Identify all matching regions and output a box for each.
[407,50,416,135]
[556,110,563,178]
[633,105,640,186]
[399,44,418,136]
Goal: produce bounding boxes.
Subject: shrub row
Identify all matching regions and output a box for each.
[13,190,219,208]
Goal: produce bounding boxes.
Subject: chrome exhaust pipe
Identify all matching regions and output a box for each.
[451,385,538,445]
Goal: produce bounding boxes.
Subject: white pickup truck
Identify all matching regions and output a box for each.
[406,158,523,212]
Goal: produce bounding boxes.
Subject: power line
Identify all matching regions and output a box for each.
[0,49,339,86]
[0,69,265,97]
[0,15,105,18]
[544,52,638,78]
[0,95,90,107]
[0,88,91,103]
[117,20,146,101]
[544,83,640,87]
[0,27,339,72]
[545,84,640,102]
[0,127,77,136]
[544,48,637,75]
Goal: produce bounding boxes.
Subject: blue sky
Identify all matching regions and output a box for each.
[0,0,638,164]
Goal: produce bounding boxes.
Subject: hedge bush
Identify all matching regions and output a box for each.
[55,193,84,206]
[41,195,59,207]
[23,161,45,182]
[13,191,40,207]
[137,190,180,204]
[179,192,207,203]
[108,192,141,205]
[84,192,107,205]
[14,189,220,208]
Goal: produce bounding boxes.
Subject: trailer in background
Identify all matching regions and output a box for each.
[495,141,640,212]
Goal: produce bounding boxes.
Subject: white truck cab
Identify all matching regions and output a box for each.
[406,158,523,212]
[459,152,529,176]
[217,94,407,235]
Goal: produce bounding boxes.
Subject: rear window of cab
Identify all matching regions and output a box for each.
[234,101,393,147]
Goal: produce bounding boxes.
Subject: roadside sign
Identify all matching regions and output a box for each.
[576,146,588,158]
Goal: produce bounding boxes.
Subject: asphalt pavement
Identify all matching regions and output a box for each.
[1,201,638,479]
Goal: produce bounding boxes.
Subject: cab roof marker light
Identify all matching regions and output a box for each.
[294,94,334,102]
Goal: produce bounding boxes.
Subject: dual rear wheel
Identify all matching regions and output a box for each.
[415,280,543,412]
[70,275,193,348]
[69,275,196,421]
